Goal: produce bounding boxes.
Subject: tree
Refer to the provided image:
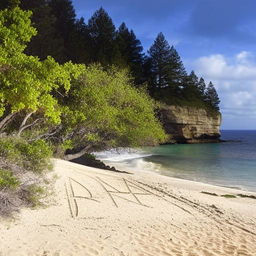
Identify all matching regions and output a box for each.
[60,65,167,160]
[148,33,187,100]
[70,17,91,64]
[0,7,82,135]
[148,32,172,90]
[48,0,77,63]
[19,0,64,61]
[205,82,220,110]
[168,46,187,90]
[87,8,118,66]
[198,77,207,100]
[183,71,201,101]
[116,23,144,84]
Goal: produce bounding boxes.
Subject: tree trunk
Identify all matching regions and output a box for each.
[17,111,36,137]
[64,145,92,161]
[0,112,16,131]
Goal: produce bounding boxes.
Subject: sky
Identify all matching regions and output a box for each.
[73,0,256,130]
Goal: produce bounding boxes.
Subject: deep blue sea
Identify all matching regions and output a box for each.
[96,130,256,192]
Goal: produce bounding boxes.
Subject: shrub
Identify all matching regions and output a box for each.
[0,169,20,190]
[18,139,53,173]
[23,184,47,207]
[0,137,22,162]
[0,137,53,173]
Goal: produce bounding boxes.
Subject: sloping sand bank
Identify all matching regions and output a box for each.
[1,159,256,256]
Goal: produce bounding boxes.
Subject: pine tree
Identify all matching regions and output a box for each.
[148,32,172,90]
[148,32,187,97]
[198,77,206,102]
[198,77,206,99]
[183,71,201,101]
[116,23,144,84]
[71,17,91,64]
[128,30,144,84]
[116,23,131,66]
[48,0,77,63]
[19,0,64,60]
[168,46,187,89]
[87,7,117,66]
[205,82,220,110]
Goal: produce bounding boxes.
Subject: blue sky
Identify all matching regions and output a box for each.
[73,0,256,130]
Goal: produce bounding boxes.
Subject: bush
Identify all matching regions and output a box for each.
[0,137,53,173]
[0,169,20,190]
[23,184,47,207]
[0,137,22,162]
[18,139,53,173]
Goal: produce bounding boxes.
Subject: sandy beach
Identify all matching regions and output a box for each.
[0,159,256,256]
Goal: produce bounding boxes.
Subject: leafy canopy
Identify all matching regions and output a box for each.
[0,7,83,123]
[62,65,167,150]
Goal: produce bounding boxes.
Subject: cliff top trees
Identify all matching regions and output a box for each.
[205,82,220,110]
[183,71,200,101]
[148,32,172,90]
[148,33,187,91]
[198,77,206,97]
[168,46,187,89]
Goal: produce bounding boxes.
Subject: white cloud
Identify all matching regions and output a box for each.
[192,52,256,129]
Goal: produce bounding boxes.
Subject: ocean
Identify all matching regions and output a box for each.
[95,130,256,192]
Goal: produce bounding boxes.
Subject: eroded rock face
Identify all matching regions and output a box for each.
[159,105,221,143]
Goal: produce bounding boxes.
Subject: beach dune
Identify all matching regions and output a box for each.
[0,159,256,256]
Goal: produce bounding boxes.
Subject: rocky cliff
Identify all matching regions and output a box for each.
[159,105,221,143]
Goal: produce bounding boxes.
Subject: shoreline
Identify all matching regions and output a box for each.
[0,159,256,255]
[103,159,256,194]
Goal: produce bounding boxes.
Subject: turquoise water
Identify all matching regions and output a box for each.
[97,130,256,192]
[142,130,256,192]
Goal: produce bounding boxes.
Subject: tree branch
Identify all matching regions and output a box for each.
[64,145,92,161]
[0,112,17,131]
[20,111,36,128]
[17,118,43,137]
[29,126,62,142]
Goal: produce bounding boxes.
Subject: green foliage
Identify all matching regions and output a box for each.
[0,137,53,173]
[62,65,167,151]
[0,6,84,131]
[0,7,36,55]
[24,184,47,207]
[148,33,187,94]
[116,22,144,84]
[87,8,119,65]
[148,32,173,89]
[205,82,220,111]
[19,139,53,172]
[147,33,220,112]
[60,139,73,151]
[0,169,20,190]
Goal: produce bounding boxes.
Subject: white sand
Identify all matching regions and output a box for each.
[0,159,256,256]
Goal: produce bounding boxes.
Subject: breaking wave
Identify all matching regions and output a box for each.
[94,148,162,173]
